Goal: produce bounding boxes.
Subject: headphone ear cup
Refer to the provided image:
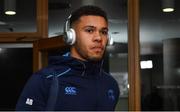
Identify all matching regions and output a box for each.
[108,35,113,45]
[64,28,76,45]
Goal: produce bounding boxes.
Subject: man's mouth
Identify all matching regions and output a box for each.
[91,46,104,52]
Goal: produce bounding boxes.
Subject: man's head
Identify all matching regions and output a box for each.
[68,5,109,61]
[69,5,108,27]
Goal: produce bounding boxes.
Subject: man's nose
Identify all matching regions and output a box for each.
[93,31,102,41]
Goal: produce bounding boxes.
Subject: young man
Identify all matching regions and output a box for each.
[16,5,119,111]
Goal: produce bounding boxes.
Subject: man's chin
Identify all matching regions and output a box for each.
[88,55,103,61]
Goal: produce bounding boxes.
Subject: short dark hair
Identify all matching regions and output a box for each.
[70,5,108,26]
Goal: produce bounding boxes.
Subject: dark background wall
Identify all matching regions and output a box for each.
[141,54,164,110]
[0,48,32,110]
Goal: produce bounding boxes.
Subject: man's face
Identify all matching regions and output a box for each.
[71,15,108,61]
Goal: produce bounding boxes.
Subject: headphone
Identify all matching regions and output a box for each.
[63,15,113,46]
[63,14,76,45]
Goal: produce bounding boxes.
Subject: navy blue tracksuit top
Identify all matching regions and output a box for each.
[16,54,120,111]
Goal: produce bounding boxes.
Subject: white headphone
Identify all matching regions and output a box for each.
[63,15,76,45]
[63,15,113,46]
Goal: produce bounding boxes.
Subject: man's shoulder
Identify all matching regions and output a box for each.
[101,71,120,95]
[34,65,71,79]
[101,71,118,84]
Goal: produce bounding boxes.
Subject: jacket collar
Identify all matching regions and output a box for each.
[49,53,103,76]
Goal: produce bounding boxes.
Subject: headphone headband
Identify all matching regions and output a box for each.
[64,14,72,33]
[63,14,76,45]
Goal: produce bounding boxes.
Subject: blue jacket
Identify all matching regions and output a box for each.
[16,54,120,111]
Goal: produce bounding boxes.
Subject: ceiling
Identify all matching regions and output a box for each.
[0,0,180,55]
[0,0,36,32]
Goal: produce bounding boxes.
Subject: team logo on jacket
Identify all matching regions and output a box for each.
[64,86,77,95]
[25,98,33,105]
[107,89,115,101]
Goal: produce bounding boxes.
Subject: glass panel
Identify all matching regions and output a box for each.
[0,44,33,110]
[140,0,180,111]
[48,0,128,110]
[0,0,36,32]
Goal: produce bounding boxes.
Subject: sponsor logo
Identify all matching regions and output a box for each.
[65,86,77,95]
[25,98,33,105]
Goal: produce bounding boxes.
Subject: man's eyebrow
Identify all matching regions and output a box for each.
[101,27,109,31]
[83,25,95,29]
[83,25,108,30]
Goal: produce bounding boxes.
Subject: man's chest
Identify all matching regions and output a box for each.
[53,77,116,110]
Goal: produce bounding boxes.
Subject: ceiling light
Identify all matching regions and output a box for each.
[4,0,16,15]
[162,0,174,12]
[163,8,174,12]
[140,60,153,69]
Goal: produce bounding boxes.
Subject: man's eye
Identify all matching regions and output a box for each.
[100,30,108,35]
[85,29,94,33]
